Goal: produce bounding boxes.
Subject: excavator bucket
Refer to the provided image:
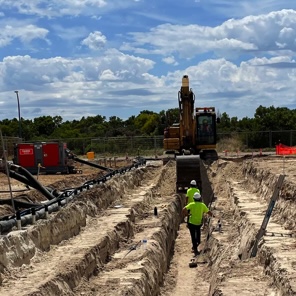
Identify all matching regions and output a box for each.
[176,155,201,193]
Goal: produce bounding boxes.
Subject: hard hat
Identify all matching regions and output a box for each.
[190,180,197,186]
[193,192,202,201]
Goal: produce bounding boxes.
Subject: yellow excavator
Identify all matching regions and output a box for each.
[163,75,220,192]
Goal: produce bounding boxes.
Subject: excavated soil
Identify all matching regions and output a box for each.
[0,155,295,295]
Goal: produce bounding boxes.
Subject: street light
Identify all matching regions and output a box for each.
[14,91,22,139]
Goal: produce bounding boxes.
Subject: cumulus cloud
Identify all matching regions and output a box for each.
[1,50,296,121]
[1,4,296,122]
[81,31,107,50]
[0,49,154,88]
[0,49,157,120]
[122,9,296,59]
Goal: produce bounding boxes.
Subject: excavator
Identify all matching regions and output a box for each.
[163,75,220,192]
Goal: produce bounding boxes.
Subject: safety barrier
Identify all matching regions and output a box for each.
[276,143,296,155]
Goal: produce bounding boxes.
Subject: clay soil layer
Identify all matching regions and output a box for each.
[0,156,295,295]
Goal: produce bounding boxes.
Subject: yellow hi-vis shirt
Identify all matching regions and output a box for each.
[185,201,209,225]
[186,187,200,204]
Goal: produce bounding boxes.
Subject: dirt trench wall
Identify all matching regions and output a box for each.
[119,196,183,296]
[0,162,185,296]
[242,160,296,230]
[206,170,260,293]
[0,168,146,276]
[207,158,296,295]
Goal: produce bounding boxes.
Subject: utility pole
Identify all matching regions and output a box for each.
[14,91,22,140]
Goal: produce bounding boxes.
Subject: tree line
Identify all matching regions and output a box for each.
[1,105,296,142]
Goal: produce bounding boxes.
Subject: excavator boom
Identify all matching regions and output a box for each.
[163,75,219,192]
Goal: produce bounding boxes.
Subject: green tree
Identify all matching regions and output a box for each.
[134,111,160,135]
[33,116,58,137]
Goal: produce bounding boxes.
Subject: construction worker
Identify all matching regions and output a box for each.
[186,180,200,205]
[182,192,214,256]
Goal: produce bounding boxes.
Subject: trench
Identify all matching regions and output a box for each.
[0,157,295,295]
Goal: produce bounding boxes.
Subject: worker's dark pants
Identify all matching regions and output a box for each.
[188,223,201,252]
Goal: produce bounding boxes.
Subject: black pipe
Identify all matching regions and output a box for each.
[0,199,40,209]
[73,156,114,172]
[8,164,56,200]
[7,169,59,197]
[8,170,33,187]
[65,148,113,172]
[0,158,146,233]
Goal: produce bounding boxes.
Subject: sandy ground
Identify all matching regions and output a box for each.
[0,155,295,295]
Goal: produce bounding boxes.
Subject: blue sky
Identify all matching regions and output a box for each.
[1,0,296,122]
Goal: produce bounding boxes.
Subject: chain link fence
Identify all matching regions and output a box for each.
[90,136,164,157]
[2,130,296,159]
[217,130,296,151]
[0,136,21,160]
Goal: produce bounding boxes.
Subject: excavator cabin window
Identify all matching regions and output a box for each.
[199,117,213,134]
[197,115,215,144]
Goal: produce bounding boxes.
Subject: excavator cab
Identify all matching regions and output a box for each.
[196,107,219,161]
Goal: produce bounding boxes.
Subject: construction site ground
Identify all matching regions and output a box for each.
[0,155,295,295]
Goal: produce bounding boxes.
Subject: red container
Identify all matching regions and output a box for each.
[17,143,35,167]
[14,142,69,174]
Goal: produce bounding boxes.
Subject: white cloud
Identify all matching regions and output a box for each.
[1,3,296,122]
[99,69,119,80]
[162,56,178,65]
[1,50,296,121]
[122,9,296,59]
[51,24,90,41]
[0,21,48,47]
[81,31,107,50]
[200,0,296,19]
[0,49,156,120]
[0,0,138,17]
